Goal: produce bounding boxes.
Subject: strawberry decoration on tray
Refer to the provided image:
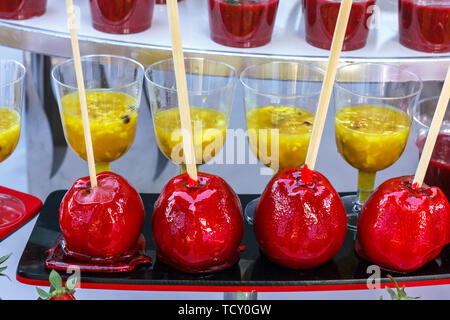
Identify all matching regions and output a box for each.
[37,270,78,300]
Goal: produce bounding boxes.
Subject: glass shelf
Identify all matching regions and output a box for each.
[0,0,447,80]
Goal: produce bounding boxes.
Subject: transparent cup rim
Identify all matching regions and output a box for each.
[51,54,145,92]
[0,59,26,90]
[145,57,238,94]
[239,61,326,99]
[414,95,449,130]
[334,62,423,101]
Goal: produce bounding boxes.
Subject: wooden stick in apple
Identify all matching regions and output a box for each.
[166,0,198,185]
[304,0,353,173]
[65,0,97,188]
[356,69,450,272]
[153,0,243,273]
[253,0,353,270]
[413,66,450,188]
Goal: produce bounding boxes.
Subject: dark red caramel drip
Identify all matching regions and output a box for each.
[152,172,244,274]
[254,167,347,269]
[59,172,145,259]
[356,176,450,273]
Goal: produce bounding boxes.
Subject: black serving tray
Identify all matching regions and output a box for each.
[16,191,450,292]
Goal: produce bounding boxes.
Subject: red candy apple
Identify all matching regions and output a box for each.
[254,167,347,269]
[152,172,243,273]
[59,172,145,259]
[356,176,450,273]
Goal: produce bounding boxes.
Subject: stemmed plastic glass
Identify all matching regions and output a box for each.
[145,57,238,173]
[240,61,325,223]
[0,59,26,229]
[334,62,422,231]
[52,55,145,173]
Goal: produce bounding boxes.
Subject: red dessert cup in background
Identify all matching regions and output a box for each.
[207,0,280,48]
[414,96,450,201]
[304,0,376,51]
[418,134,450,200]
[0,0,47,20]
[399,0,450,53]
[156,0,183,4]
[89,0,155,34]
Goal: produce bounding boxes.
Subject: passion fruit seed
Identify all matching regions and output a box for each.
[122,115,130,124]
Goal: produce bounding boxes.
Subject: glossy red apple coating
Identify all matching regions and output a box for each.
[254,167,347,269]
[59,172,145,259]
[152,173,243,273]
[356,176,450,273]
